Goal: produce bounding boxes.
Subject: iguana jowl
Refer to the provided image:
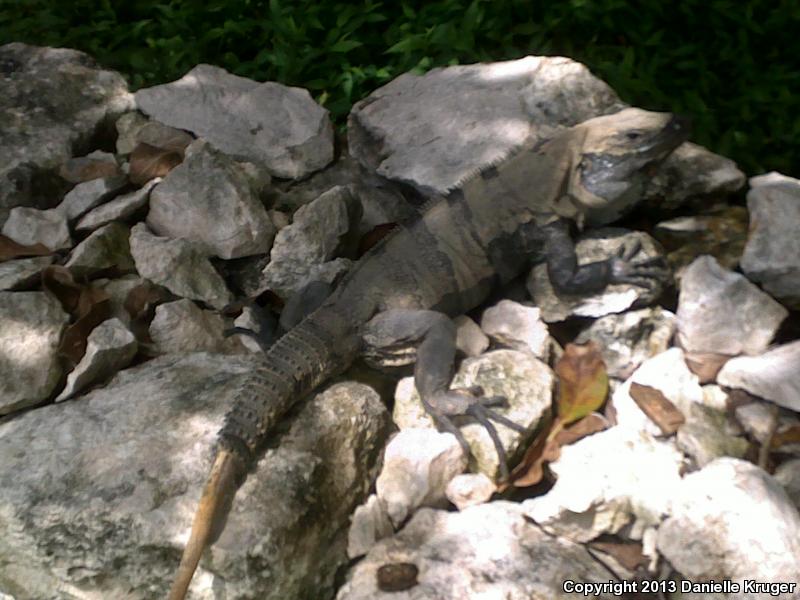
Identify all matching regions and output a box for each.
[168,107,689,599]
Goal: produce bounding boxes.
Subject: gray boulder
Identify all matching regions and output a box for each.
[135,64,334,179]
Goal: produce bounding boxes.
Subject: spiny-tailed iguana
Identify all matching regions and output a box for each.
[168,107,689,599]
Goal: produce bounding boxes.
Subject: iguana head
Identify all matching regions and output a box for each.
[557,107,690,226]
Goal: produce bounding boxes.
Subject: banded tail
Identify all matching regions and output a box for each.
[168,306,359,600]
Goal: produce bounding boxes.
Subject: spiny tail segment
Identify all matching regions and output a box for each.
[168,306,359,599]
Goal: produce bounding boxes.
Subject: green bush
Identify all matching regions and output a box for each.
[1,0,798,176]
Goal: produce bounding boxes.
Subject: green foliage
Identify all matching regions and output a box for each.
[1,0,798,176]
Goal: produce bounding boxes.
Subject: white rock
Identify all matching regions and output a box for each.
[480,299,550,359]
[676,255,787,356]
[523,426,684,542]
[717,341,800,412]
[657,458,800,592]
[375,429,467,527]
[347,494,393,559]
[445,472,496,510]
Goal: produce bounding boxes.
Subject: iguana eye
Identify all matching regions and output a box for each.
[625,131,642,140]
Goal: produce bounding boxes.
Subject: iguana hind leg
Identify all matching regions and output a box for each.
[363,309,527,480]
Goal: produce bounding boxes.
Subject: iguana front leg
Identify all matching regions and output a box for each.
[363,309,526,480]
[542,218,668,294]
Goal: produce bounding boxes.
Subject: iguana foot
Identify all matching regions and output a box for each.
[422,387,528,481]
[609,239,670,289]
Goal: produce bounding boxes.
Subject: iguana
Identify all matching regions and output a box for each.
[168,107,689,599]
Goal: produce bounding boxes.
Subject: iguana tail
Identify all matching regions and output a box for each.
[168,306,360,599]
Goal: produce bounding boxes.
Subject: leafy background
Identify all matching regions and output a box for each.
[1,0,798,177]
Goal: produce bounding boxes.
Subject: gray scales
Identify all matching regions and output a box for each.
[168,107,689,599]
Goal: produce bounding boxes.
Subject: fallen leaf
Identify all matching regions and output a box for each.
[555,341,609,426]
[42,266,113,366]
[123,280,172,344]
[554,412,609,446]
[0,234,52,262]
[508,422,561,488]
[683,351,731,383]
[58,157,122,183]
[510,342,609,488]
[358,222,397,256]
[129,142,183,185]
[589,539,647,571]
[629,382,685,436]
[771,424,800,449]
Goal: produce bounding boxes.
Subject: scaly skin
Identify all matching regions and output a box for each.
[168,107,689,599]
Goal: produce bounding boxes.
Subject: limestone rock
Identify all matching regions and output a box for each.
[129,223,232,310]
[337,502,620,600]
[676,255,787,356]
[0,256,53,291]
[480,299,550,360]
[0,355,390,599]
[375,429,466,527]
[0,43,132,217]
[135,64,333,179]
[55,318,138,402]
[575,307,676,379]
[740,172,800,309]
[146,140,275,259]
[75,179,158,232]
[55,175,128,221]
[657,458,800,595]
[0,291,69,415]
[257,185,361,298]
[149,299,247,355]
[1,207,72,251]
[65,222,134,276]
[717,341,800,412]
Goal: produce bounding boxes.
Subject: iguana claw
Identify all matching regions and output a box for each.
[422,388,528,481]
[609,240,670,289]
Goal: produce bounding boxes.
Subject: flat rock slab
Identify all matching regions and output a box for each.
[0,353,390,599]
[135,64,334,179]
[0,43,132,215]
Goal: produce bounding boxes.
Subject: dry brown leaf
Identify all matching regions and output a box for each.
[555,341,609,426]
[0,234,52,262]
[629,382,685,436]
[358,222,397,256]
[123,281,171,343]
[510,343,609,489]
[508,422,561,488]
[684,351,731,383]
[41,265,84,312]
[589,539,647,571]
[771,424,800,449]
[554,412,609,446]
[58,157,122,183]
[41,266,113,366]
[129,142,183,185]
